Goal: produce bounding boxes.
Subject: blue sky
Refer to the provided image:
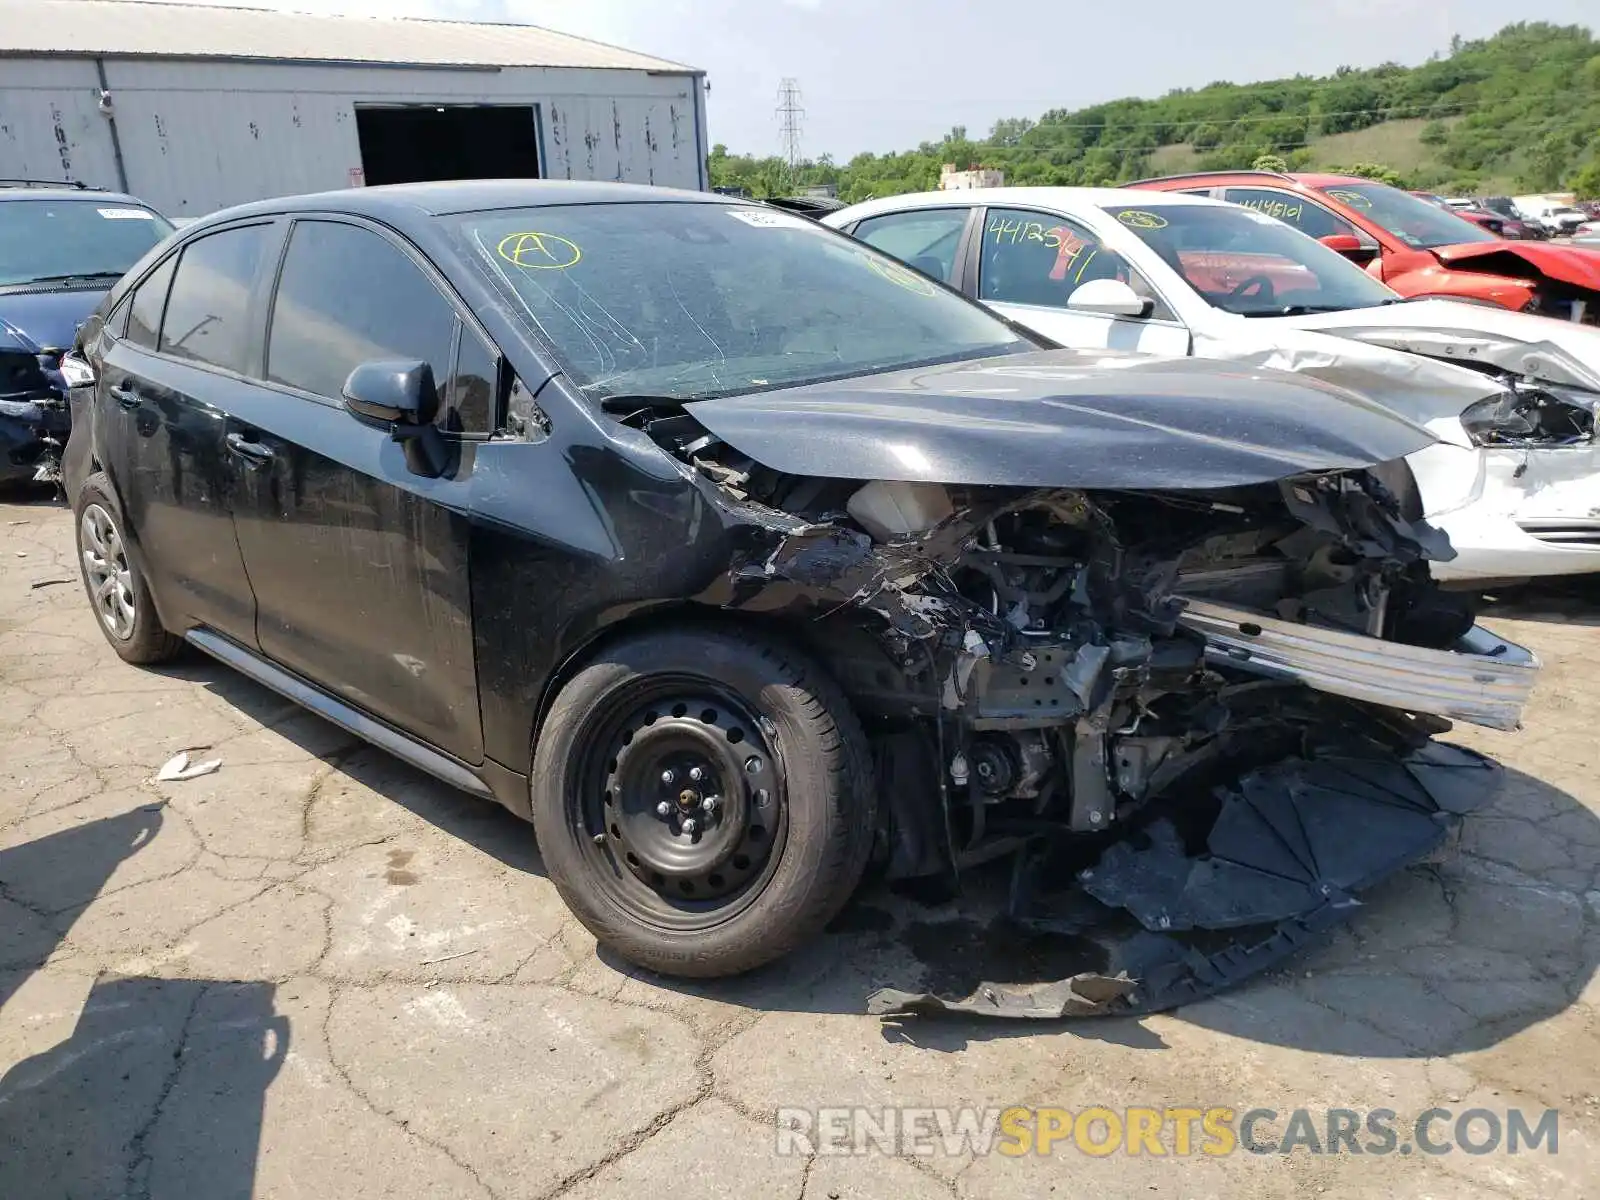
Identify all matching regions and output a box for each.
[144,0,1597,157]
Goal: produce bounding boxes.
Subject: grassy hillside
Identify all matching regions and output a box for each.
[711,22,1600,201]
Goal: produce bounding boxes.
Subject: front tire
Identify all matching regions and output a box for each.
[73,472,182,665]
[530,626,875,978]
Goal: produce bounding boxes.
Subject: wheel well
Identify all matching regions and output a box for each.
[527,605,916,753]
[530,605,799,749]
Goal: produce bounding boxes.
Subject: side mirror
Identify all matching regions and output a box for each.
[342,360,439,427]
[1066,278,1153,318]
[1319,233,1380,264]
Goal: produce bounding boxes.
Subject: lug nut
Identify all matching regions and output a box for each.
[745,756,762,774]
[701,795,719,813]
[660,769,675,784]
[655,801,672,817]
[681,818,698,834]
[689,766,705,782]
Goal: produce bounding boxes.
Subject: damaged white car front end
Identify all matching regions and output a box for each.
[1195,323,1600,583]
[1276,302,1600,582]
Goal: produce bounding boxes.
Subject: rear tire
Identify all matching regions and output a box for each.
[530,626,875,978]
[73,472,182,665]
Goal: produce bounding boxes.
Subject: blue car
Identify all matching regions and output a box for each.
[0,183,174,484]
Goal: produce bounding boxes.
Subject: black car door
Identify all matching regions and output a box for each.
[226,216,485,763]
[95,222,278,646]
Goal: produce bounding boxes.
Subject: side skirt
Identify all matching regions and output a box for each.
[185,627,529,815]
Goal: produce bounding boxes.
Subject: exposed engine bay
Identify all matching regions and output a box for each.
[634,397,1539,1019]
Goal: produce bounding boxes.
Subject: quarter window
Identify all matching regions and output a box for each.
[124,255,176,352]
[266,221,458,416]
[1221,188,1359,241]
[445,331,499,433]
[159,225,271,373]
[852,209,968,284]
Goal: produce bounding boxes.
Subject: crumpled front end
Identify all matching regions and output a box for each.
[0,344,69,485]
[639,390,1538,1018]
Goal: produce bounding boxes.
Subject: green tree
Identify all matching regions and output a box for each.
[1571,160,1600,200]
[1252,153,1289,172]
[1328,161,1408,187]
[708,22,1600,203]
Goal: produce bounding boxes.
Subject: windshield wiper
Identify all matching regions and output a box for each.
[597,393,694,416]
[1241,304,1351,317]
[18,271,126,286]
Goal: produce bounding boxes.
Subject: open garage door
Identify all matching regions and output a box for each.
[355,104,540,186]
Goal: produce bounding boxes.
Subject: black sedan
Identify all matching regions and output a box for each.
[63,181,1529,1014]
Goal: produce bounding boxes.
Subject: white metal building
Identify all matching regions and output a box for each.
[0,0,707,216]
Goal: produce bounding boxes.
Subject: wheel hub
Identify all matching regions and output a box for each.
[79,503,136,641]
[591,691,780,905]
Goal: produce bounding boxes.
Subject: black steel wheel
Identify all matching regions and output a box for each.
[531,626,874,978]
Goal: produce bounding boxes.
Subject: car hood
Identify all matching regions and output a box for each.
[682,349,1437,490]
[1428,240,1600,294]
[0,286,108,354]
[1277,298,1600,393]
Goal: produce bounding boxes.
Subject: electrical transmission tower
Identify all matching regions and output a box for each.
[775,78,805,194]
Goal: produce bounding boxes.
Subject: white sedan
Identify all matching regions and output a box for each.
[823,188,1600,584]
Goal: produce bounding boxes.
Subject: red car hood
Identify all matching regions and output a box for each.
[1431,240,1600,292]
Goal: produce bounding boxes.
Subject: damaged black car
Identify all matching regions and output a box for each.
[0,185,174,485]
[64,182,1539,1018]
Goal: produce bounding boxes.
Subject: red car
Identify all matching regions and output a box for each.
[1132,170,1600,323]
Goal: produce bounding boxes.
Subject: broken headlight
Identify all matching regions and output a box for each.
[1460,382,1597,447]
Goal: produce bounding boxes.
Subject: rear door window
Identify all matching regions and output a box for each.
[159,225,272,374]
[852,209,969,284]
[124,255,177,352]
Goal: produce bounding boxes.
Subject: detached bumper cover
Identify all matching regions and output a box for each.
[1176,600,1539,731]
[869,742,1502,1021]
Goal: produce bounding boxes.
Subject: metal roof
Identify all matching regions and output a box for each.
[0,0,699,73]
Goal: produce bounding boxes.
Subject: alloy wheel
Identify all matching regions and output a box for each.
[80,503,137,640]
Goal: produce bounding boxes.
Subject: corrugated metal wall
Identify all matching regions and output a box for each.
[0,56,707,215]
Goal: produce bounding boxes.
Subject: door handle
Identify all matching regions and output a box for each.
[109,382,141,409]
[225,431,275,466]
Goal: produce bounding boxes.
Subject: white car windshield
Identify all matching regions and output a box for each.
[1100,202,1401,317]
[456,201,1033,402]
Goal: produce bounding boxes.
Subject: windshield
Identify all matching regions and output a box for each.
[455,202,1031,402]
[1316,182,1497,249]
[0,198,173,287]
[1100,202,1399,316]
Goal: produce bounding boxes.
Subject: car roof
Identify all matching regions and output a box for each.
[834,186,1229,218]
[1290,173,1377,188]
[0,186,155,206]
[1132,171,1380,191]
[196,179,739,227]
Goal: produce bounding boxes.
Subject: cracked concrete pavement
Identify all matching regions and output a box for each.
[1,494,1597,1198]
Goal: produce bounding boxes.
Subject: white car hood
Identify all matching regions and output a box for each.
[1190,321,1500,450]
[1274,299,1600,393]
